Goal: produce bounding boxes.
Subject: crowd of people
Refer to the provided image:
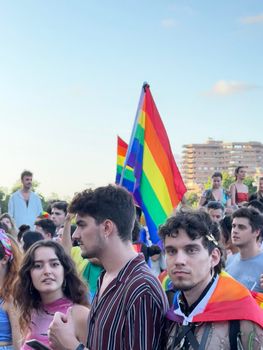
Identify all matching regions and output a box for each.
[0,168,263,349]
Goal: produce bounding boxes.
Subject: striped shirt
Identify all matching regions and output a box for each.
[86,254,169,350]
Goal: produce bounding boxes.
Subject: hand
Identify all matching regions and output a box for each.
[48,309,79,350]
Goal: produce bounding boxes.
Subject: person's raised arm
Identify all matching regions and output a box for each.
[60,214,74,255]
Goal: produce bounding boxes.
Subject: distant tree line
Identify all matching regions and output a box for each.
[0,172,258,214]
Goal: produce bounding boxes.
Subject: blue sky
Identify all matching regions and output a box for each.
[0,0,262,198]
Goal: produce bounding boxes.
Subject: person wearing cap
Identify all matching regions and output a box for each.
[160,210,263,349]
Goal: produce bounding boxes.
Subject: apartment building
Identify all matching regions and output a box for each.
[182,138,263,187]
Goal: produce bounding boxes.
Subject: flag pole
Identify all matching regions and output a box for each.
[119,82,148,186]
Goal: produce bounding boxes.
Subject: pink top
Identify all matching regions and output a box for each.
[22,297,73,350]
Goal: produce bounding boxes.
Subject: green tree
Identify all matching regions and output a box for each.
[10,179,40,193]
[0,180,50,215]
[203,177,211,190]
[203,171,235,191]
[185,192,199,208]
[222,172,235,190]
[0,187,9,214]
[244,177,257,194]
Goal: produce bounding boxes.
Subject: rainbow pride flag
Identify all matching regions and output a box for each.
[161,269,263,311]
[251,290,263,309]
[121,83,186,242]
[115,136,135,193]
[195,271,263,325]
[166,271,263,328]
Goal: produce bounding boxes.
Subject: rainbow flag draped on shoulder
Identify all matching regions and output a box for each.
[120,83,186,243]
[166,271,263,327]
[115,136,135,193]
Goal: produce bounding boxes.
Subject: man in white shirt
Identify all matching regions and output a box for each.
[8,170,43,229]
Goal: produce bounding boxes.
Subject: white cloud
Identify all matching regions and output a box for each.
[205,80,260,96]
[240,13,263,24]
[161,19,178,28]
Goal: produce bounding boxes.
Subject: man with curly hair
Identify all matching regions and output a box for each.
[49,185,168,350]
[160,210,263,349]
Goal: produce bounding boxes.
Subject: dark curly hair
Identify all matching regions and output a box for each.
[69,185,136,242]
[13,240,89,333]
[219,215,232,244]
[159,210,224,274]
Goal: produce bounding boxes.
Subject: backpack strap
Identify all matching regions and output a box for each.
[198,323,212,349]
[171,323,212,350]
[172,324,199,350]
[229,320,241,350]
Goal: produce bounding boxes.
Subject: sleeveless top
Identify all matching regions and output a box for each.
[236,192,249,204]
[234,184,249,204]
[0,298,12,342]
[202,188,229,206]
[21,297,73,350]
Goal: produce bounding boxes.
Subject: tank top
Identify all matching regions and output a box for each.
[0,298,12,343]
[202,188,229,206]
[21,297,73,350]
[236,192,249,204]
